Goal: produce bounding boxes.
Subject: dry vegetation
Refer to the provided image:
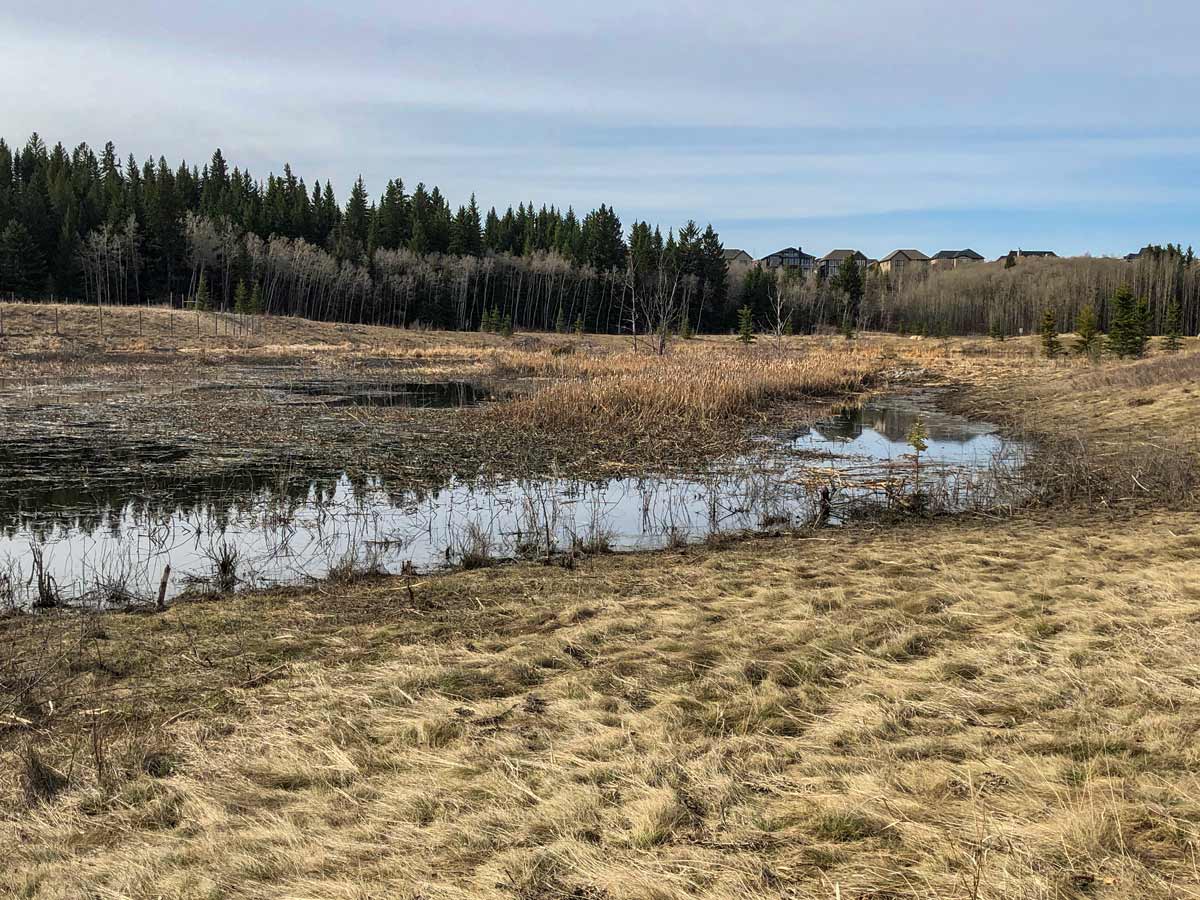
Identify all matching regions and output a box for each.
[490,343,889,434]
[4,511,1200,899]
[2,306,1200,899]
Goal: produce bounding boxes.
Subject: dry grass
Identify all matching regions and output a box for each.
[4,511,1200,898]
[489,343,890,434]
[3,308,1200,898]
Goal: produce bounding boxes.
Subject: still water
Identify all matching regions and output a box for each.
[0,395,1023,607]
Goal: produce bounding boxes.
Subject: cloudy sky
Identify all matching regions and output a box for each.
[3,0,1199,258]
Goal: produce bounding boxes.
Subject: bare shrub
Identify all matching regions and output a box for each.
[455,521,495,570]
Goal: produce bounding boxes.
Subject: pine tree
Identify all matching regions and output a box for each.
[1162,298,1183,352]
[737,305,755,344]
[554,306,566,334]
[250,281,264,315]
[499,314,513,338]
[1074,304,1099,357]
[194,272,211,311]
[1039,308,1063,359]
[574,314,584,336]
[988,319,1006,342]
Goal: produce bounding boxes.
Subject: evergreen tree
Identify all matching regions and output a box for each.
[250,281,264,315]
[342,175,371,254]
[574,314,584,336]
[737,305,755,344]
[233,278,250,314]
[194,271,210,311]
[1134,297,1152,357]
[988,319,1006,341]
[1162,298,1183,352]
[554,306,566,334]
[832,254,864,332]
[1106,285,1138,358]
[0,221,46,296]
[1038,308,1063,359]
[1074,304,1100,357]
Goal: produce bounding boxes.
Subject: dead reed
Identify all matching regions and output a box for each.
[489,343,888,434]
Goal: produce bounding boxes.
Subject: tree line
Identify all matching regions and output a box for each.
[870,246,1200,338]
[0,133,735,332]
[726,246,1199,339]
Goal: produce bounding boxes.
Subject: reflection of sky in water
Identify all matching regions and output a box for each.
[794,399,1003,467]
[0,397,1023,607]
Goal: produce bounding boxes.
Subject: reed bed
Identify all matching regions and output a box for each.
[489,344,888,433]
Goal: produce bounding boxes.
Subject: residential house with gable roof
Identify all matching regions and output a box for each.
[930,249,984,270]
[877,249,931,276]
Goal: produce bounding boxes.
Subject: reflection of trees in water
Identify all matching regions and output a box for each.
[0,465,446,540]
[812,403,982,446]
[278,380,492,408]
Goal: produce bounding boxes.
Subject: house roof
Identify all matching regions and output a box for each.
[932,249,984,260]
[819,249,866,262]
[881,249,931,262]
[722,249,752,260]
[761,247,815,261]
[1008,249,1057,258]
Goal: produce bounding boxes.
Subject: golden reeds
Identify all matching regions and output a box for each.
[489,343,888,433]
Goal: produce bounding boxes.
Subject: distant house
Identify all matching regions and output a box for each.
[760,247,816,276]
[722,249,755,266]
[877,249,931,276]
[816,249,869,281]
[930,249,984,270]
[998,249,1058,263]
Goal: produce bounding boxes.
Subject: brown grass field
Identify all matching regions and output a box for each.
[1,304,1199,899]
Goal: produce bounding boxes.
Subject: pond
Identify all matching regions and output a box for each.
[0,393,1026,609]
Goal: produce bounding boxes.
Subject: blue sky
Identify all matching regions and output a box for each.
[3,0,1199,259]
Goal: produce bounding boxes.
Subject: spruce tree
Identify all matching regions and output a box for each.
[1106,285,1140,358]
[988,319,1006,341]
[574,314,584,336]
[233,279,249,314]
[1133,298,1152,358]
[1039,308,1063,359]
[737,305,755,344]
[554,306,566,334]
[1074,304,1099,357]
[194,272,211,311]
[250,281,264,315]
[1162,298,1183,352]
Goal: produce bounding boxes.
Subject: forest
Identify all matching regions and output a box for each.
[2,133,1197,338]
[0,133,732,333]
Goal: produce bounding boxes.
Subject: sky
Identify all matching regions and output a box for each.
[2,0,1199,259]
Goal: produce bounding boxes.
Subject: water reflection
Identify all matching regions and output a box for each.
[0,395,1026,609]
[275,380,495,408]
